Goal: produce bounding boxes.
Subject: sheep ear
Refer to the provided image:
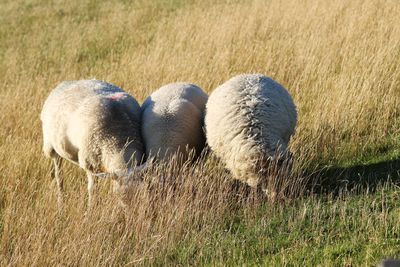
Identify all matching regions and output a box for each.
[125,163,147,176]
[135,162,148,172]
[95,172,122,182]
[96,164,147,183]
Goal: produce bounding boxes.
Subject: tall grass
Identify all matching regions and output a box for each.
[0,0,399,265]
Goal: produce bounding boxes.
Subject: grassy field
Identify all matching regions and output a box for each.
[1,0,399,265]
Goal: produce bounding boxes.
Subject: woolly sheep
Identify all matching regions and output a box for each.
[141,82,208,164]
[204,74,297,194]
[93,82,208,205]
[41,79,144,210]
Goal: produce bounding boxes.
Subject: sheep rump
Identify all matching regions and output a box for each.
[41,79,143,209]
[205,74,297,188]
[141,82,208,163]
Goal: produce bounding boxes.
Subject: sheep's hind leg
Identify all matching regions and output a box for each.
[52,157,64,212]
[86,171,97,212]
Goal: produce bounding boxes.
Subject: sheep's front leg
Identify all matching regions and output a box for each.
[52,157,64,212]
[86,171,97,211]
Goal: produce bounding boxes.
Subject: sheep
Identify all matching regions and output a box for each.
[204,74,297,197]
[41,79,144,211]
[100,82,208,205]
[141,82,208,164]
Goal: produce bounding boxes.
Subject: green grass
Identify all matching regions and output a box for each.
[156,182,400,266]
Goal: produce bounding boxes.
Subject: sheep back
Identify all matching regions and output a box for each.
[205,74,297,187]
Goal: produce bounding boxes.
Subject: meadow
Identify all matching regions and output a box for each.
[0,0,399,265]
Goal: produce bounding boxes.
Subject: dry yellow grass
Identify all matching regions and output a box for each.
[0,0,399,265]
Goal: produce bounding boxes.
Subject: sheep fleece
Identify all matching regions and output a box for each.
[205,74,297,187]
[141,83,208,161]
[41,80,143,172]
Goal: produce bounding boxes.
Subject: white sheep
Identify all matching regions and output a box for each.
[101,82,208,204]
[204,74,297,194]
[141,82,208,164]
[41,79,144,210]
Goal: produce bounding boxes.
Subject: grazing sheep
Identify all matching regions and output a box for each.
[141,82,208,163]
[204,74,297,195]
[102,83,208,205]
[41,79,143,210]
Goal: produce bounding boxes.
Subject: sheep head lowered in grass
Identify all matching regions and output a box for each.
[205,74,297,199]
[41,79,144,211]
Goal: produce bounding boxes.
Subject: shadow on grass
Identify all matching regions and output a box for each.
[308,159,400,195]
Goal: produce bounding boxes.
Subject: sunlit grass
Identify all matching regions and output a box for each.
[0,0,399,265]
